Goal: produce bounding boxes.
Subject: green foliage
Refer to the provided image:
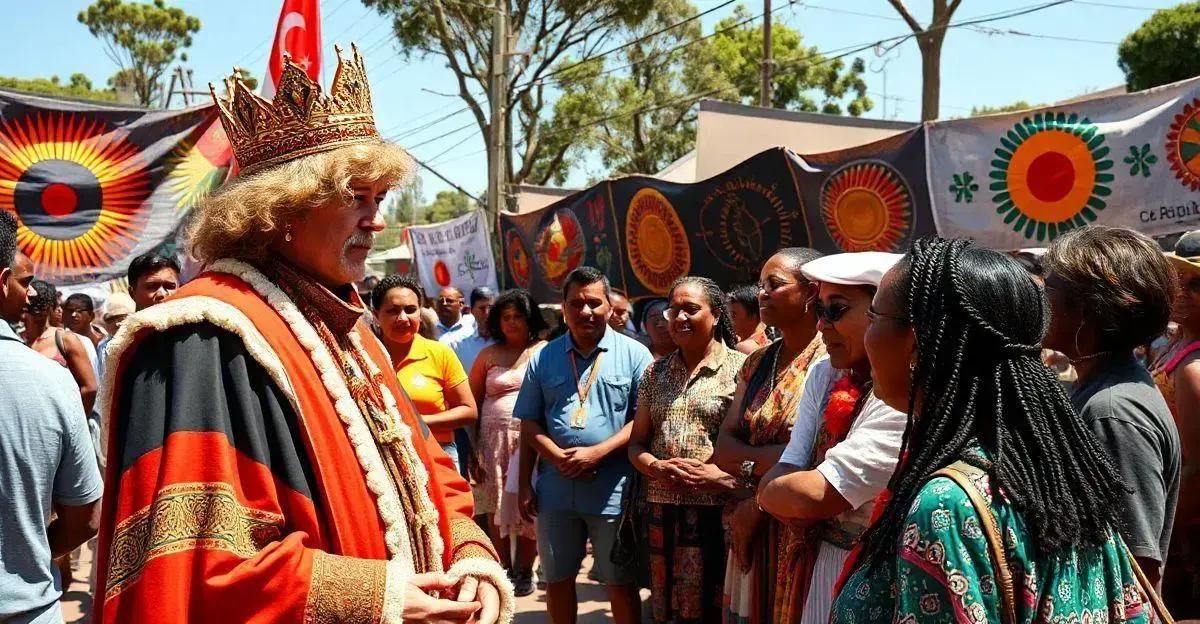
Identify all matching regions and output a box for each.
[362,0,655,188]
[1119,2,1200,91]
[0,73,117,102]
[79,0,201,107]
[538,1,872,177]
[969,100,1039,117]
[420,189,475,224]
[706,5,872,115]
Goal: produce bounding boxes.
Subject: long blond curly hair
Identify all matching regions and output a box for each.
[188,141,414,264]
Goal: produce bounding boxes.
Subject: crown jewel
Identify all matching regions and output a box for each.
[210,43,380,174]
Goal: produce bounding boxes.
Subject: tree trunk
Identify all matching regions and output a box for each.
[918,34,942,121]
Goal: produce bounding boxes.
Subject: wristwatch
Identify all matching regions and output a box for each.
[739,459,756,479]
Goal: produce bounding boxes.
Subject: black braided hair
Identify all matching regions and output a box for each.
[857,237,1127,569]
[668,276,738,348]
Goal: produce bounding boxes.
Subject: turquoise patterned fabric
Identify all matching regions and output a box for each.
[832,449,1159,623]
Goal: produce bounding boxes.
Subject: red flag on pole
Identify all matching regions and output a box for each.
[261,0,322,98]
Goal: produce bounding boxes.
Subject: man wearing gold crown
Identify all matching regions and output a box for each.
[92,45,513,624]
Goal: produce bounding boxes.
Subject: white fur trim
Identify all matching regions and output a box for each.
[97,295,299,461]
[208,259,431,577]
[447,558,517,624]
[348,330,445,568]
[381,558,408,624]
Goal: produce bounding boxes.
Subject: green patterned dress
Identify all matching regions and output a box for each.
[832,449,1161,624]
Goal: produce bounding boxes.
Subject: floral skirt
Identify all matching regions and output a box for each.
[649,502,727,624]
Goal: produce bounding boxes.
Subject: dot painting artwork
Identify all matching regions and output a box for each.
[505,229,532,289]
[989,112,1113,242]
[1167,98,1200,191]
[624,187,690,294]
[534,208,586,289]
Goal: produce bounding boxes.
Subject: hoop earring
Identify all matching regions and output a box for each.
[284,225,294,243]
[1073,319,1085,358]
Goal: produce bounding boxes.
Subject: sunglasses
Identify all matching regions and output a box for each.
[814,299,852,324]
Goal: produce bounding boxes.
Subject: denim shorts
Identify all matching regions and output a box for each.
[535,508,636,586]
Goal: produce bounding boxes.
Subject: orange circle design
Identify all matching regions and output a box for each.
[820,161,912,252]
[1166,98,1200,191]
[1004,130,1097,223]
[505,229,532,289]
[535,209,586,288]
[625,188,690,294]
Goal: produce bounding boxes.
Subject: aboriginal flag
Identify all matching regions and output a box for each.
[0,88,231,285]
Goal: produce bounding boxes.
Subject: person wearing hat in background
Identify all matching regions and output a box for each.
[756,252,906,624]
[1151,230,1200,615]
[95,292,135,386]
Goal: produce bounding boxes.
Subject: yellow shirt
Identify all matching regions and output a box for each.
[394,334,469,444]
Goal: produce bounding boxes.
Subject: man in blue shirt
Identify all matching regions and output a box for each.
[0,210,103,624]
[448,286,496,477]
[434,285,476,343]
[515,267,652,624]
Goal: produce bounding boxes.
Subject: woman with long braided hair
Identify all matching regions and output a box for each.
[628,276,745,623]
[832,237,1170,622]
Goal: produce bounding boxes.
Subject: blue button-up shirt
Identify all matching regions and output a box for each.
[0,321,102,623]
[513,327,653,515]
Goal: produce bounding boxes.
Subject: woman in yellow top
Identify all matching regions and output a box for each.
[373,274,478,470]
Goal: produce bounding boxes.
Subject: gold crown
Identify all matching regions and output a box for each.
[210,43,380,174]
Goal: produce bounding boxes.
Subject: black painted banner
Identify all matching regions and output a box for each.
[500,128,933,302]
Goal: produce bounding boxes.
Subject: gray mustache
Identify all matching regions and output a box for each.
[347,232,375,248]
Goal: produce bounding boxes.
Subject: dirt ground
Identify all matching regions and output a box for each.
[61,543,648,623]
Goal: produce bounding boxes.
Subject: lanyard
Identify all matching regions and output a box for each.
[568,350,604,429]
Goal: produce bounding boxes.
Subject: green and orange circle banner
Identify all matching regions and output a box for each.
[989,112,1113,242]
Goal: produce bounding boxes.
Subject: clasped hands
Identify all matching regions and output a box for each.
[650,457,736,492]
[403,572,502,624]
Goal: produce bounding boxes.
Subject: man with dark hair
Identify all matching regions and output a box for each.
[515,266,652,624]
[0,209,103,623]
[435,285,475,343]
[126,251,181,311]
[728,284,770,354]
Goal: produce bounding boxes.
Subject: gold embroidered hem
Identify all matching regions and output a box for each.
[448,517,499,565]
[304,552,388,624]
[105,482,283,599]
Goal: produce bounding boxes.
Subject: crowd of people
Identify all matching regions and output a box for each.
[1,44,1197,624]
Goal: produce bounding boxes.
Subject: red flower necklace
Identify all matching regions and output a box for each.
[822,375,863,441]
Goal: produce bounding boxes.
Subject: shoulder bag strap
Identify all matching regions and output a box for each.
[931,461,1017,624]
[54,329,67,359]
[1120,540,1175,623]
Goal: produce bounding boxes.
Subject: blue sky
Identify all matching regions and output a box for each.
[1,0,1173,199]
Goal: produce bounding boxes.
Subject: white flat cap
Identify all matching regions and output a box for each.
[801,252,903,288]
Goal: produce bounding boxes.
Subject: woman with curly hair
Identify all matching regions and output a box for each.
[468,288,547,597]
[831,237,1170,622]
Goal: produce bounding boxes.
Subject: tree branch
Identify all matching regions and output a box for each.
[886,0,924,33]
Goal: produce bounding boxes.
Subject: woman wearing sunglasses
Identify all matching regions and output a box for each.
[832,237,1170,623]
[712,247,827,624]
[755,251,906,624]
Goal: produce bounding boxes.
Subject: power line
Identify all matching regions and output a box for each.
[517,0,741,90]
[405,121,477,150]
[388,106,475,141]
[409,155,483,204]
[426,133,478,164]
[1072,0,1164,8]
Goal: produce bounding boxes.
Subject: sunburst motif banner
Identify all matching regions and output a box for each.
[500,140,935,301]
[928,75,1200,248]
[0,88,230,285]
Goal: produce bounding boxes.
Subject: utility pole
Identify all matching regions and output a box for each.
[759,0,773,107]
[487,0,509,221]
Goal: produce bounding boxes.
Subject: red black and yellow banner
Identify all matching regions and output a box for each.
[0,89,230,285]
